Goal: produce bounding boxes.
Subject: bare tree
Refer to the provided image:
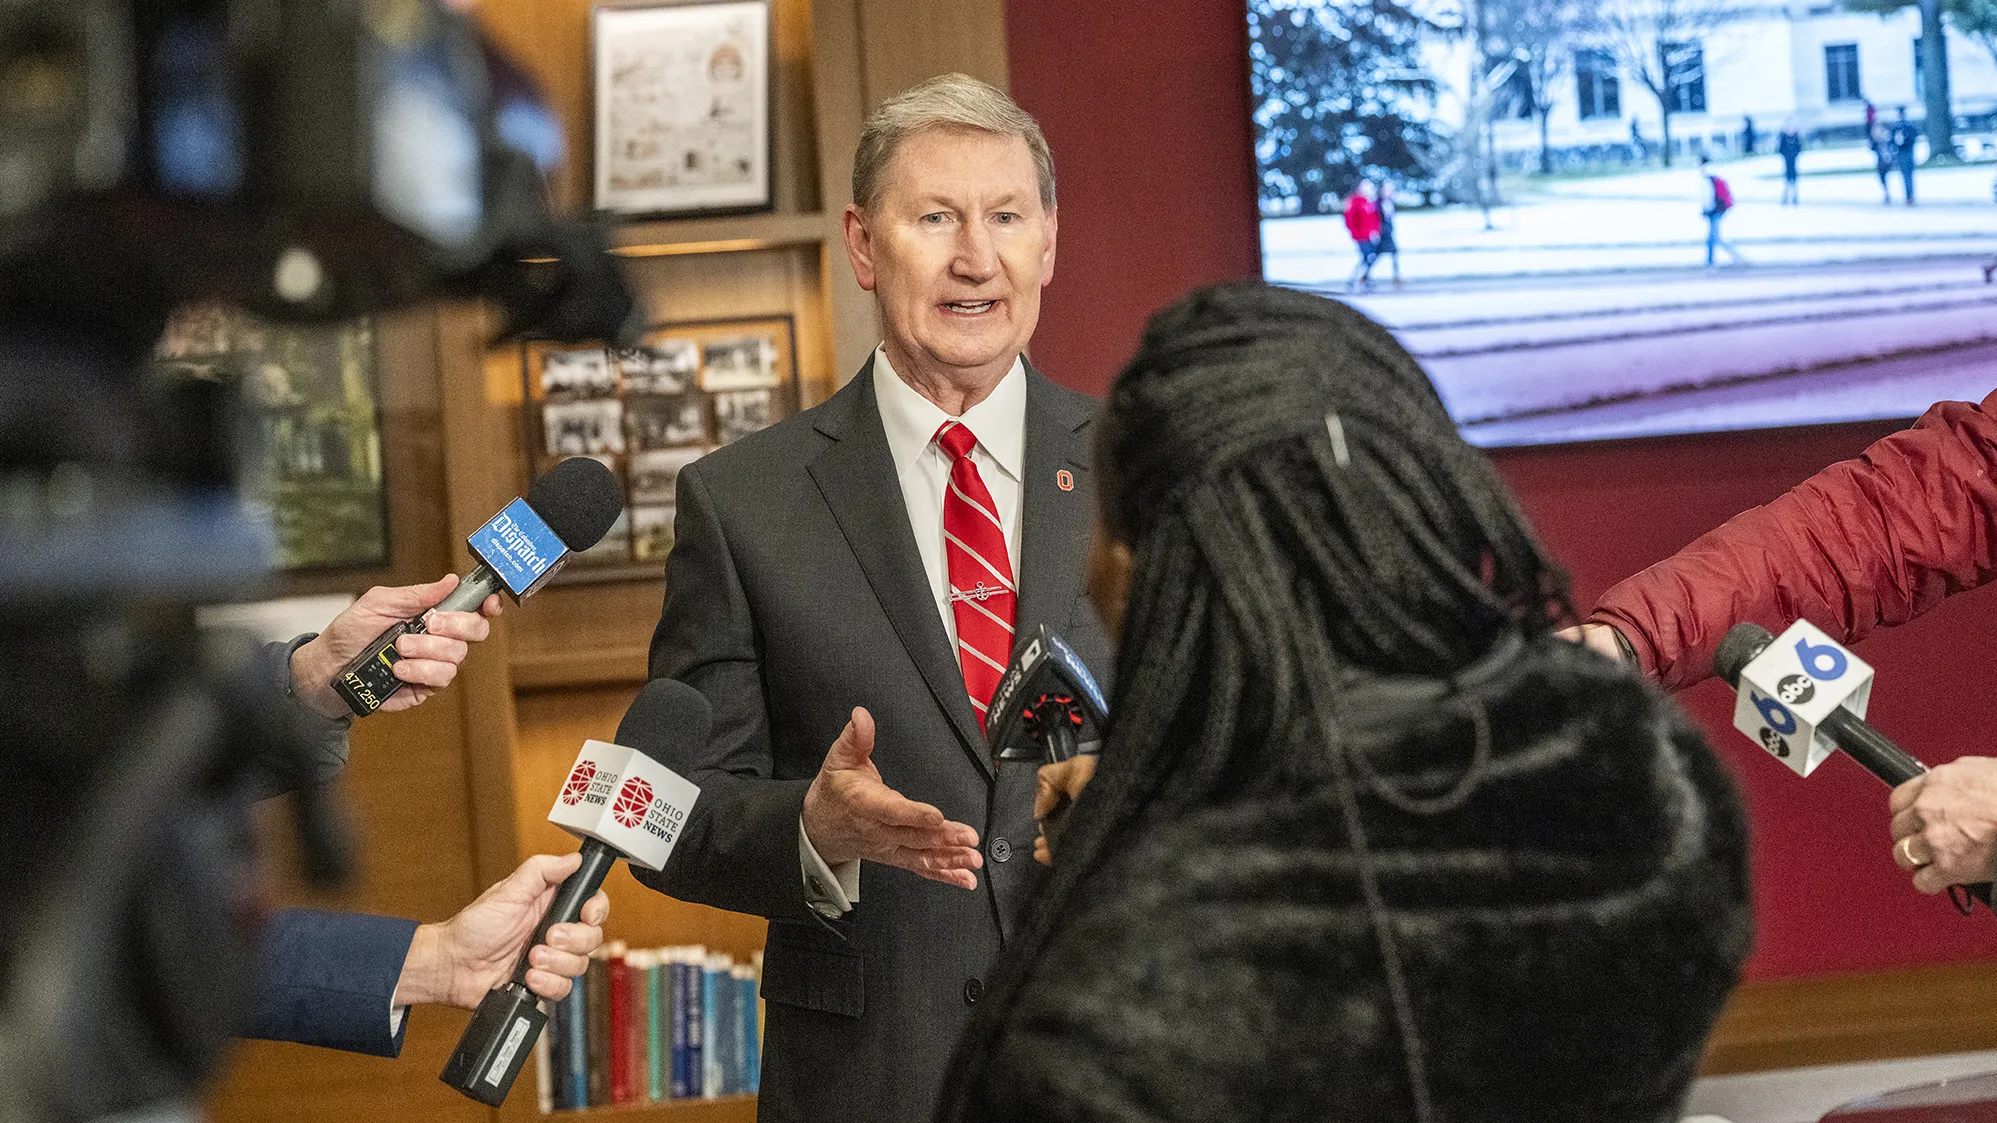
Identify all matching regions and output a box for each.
[1486,0,1592,173]
[1589,0,1746,167]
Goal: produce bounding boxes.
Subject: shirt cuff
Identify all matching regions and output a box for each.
[798,818,859,918]
[389,1005,406,1036]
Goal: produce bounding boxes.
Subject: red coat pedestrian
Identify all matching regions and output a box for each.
[1590,388,1997,690]
[1344,193,1381,244]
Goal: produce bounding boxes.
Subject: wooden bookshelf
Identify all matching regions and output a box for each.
[542,1096,758,1121]
[613,212,828,259]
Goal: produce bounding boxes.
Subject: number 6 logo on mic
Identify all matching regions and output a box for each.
[1731,619,1875,778]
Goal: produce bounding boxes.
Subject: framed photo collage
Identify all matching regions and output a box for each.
[522,315,801,579]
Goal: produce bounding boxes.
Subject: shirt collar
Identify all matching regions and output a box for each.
[872,346,1026,482]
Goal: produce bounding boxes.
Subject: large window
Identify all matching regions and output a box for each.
[1826,43,1862,103]
[1663,40,1707,113]
[1576,48,1620,120]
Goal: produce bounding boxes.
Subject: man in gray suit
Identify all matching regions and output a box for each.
[633,74,1109,1123]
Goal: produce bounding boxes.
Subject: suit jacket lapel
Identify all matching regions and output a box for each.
[1013,365,1096,651]
[807,361,991,778]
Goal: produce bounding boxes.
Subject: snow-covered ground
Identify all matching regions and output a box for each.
[1258,154,1997,446]
[1263,151,1997,284]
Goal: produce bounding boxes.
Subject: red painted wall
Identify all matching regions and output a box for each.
[1007,0,1997,981]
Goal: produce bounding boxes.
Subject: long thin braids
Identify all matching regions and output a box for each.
[935,283,1575,1123]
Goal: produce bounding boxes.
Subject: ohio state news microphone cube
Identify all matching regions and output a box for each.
[1731,619,1876,777]
[542,739,701,870]
[440,740,698,1104]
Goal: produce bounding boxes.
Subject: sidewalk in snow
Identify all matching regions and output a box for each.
[1262,153,1997,284]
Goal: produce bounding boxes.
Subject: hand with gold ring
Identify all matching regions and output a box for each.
[1895,835,1930,870]
[1890,758,1997,895]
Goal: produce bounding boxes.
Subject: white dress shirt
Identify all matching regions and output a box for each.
[798,347,1029,917]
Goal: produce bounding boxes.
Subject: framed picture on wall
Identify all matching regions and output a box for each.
[520,315,801,580]
[153,304,390,572]
[592,0,774,217]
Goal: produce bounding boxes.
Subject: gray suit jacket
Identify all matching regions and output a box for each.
[633,358,1109,1123]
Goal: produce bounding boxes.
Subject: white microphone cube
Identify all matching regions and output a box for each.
[546,739,700,871]
[1731,619,1874,777]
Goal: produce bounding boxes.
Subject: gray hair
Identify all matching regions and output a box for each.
[852,73,1056,212]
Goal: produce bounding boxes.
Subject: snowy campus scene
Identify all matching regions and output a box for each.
[1251,0,1997,445]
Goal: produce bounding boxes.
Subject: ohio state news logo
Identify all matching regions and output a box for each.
[609,775,687,842]
[560,761,598,806]
[612,777,655,828]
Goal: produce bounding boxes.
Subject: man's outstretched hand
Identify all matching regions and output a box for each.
[289,574,504,718]
[801,708,984,890]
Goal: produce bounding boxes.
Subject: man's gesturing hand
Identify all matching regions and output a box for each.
[801,708,984,890]
[1891,757,1997,894]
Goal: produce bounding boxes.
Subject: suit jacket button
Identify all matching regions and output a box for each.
[989,837,1012,863]
[964,978,984,1005]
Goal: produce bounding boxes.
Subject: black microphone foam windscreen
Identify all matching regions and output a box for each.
[1712,623,1775,688]
[526,456,625,551]
[615,678,712,764]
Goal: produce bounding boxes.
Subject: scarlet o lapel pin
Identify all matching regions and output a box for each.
[1056,469,1075,492]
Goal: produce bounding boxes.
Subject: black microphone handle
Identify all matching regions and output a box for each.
[431,563,506,616]
[508,837,621,989]
[1818,710,1997,911]
[1045,718,1079,764]
[1820,707,1929,787]
[331,564,508,716]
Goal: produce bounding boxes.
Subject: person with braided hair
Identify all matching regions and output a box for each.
[933,282,1752,1123]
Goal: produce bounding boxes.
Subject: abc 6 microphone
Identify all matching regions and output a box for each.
[1714,621,1992,911]
[985,624,1109,855]
[440,679,710,1104]
[333,457,623,716]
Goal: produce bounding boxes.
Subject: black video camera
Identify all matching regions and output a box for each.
[0,0,636,341]
[0,4,637,1120]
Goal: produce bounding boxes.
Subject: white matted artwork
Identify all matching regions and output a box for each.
[714,388,774,444]
[617,340,698,395]
[543,399,627,456]
[631,503,676,561]
[541,348,617,397]
[699,333,779,391]
[593,0,772,217]
[631,448,707,503]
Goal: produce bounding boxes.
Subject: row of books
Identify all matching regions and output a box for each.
[538,942,763,1112]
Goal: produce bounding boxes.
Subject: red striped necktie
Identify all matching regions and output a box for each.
[935,420,1016,728]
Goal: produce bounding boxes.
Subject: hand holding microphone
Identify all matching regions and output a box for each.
[390,852,610,1010]
[440,678,709,1105]
[1890,758,1997,895]
[332,457,623,716]
[288,575,503,718]
[1715,621,1993,909]
[985,625,1110,865]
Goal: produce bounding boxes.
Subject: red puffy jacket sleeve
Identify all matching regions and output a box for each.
[1590,388,1997,691]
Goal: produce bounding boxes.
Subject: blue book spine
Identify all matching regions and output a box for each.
[717,967,739,1096]
[671,952,693,1099]
[739,971,760,1094]
[701,957,724,1098]
[557,973,589,1109]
